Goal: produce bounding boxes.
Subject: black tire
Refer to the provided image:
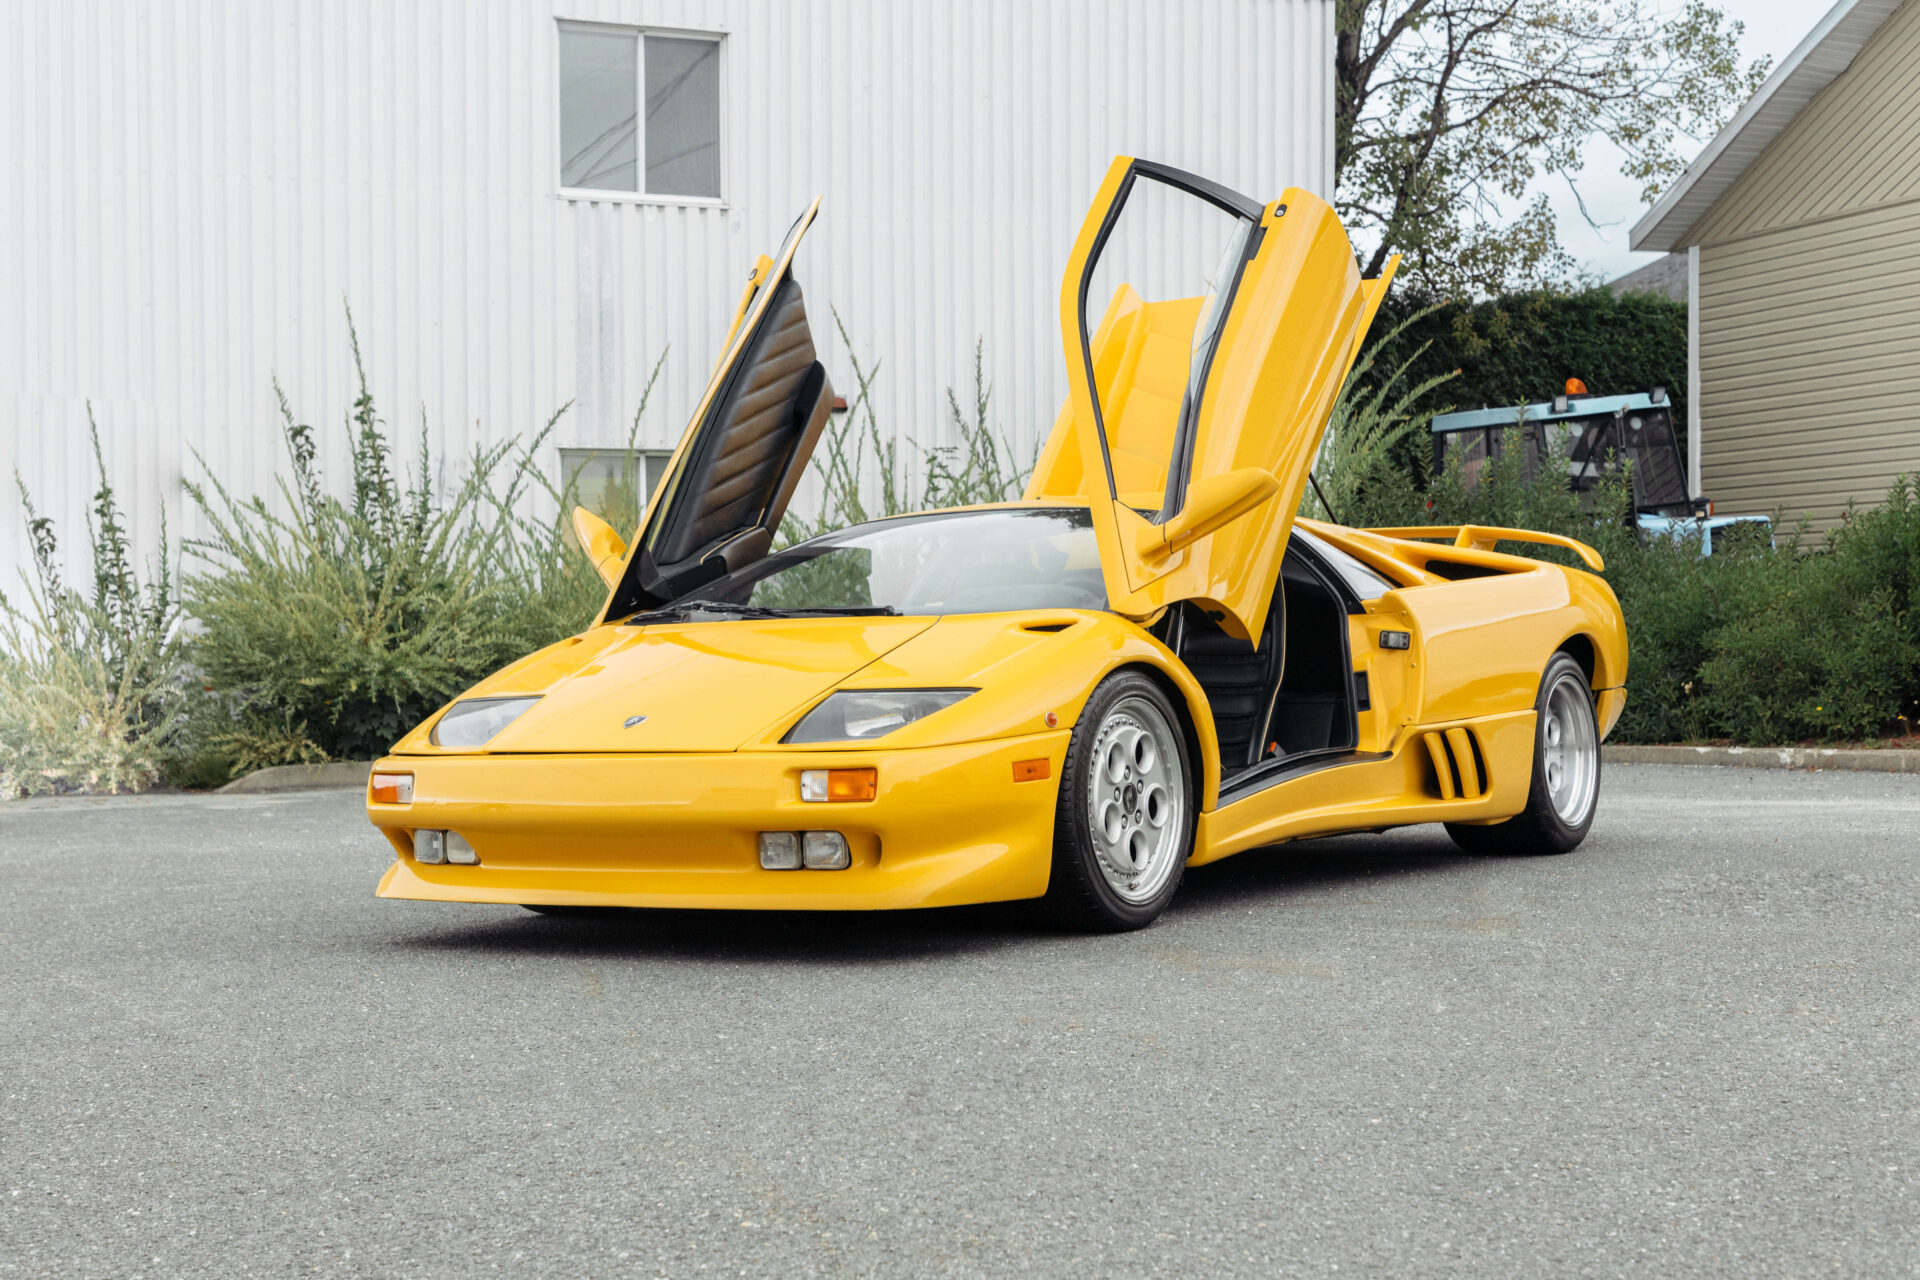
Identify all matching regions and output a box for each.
[1446,651,1601,856]
[1041,671,1197,932]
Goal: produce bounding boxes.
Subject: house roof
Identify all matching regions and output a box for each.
[1629,0,1907,252]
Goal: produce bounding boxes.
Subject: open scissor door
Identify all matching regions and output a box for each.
[602,198,833,620]
[1028,158,1397,642]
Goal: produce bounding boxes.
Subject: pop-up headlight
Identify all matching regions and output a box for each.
[430,696,540,748]
[784,690,974,744]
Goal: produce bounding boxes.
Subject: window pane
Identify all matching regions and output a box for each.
[645,36,721,197]
[561,448,671,531]
[559,29,638,192]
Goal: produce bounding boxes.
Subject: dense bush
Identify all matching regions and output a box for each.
[182,322,605,764]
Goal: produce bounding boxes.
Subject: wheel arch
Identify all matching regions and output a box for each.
[1557,632,1597,686]
[1110,658,1221,813]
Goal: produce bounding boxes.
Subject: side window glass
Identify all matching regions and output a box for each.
[1294,530,1397,601]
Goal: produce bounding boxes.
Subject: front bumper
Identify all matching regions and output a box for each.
[367,731,1070,911]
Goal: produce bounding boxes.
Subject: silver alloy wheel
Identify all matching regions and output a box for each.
[1540,670,1600,827]
[1085,694,1187,904]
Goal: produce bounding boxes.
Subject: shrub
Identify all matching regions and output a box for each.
[0,415,181,796]
[1687,484,1920,742]
[182,312,598,764]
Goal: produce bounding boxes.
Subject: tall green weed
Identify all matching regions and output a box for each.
[1,414,182,796]
[182,310,593,763]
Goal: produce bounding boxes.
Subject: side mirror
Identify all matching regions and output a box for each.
[572,506,628,590]
[1138,467,1280,559]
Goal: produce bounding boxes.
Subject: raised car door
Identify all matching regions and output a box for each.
[1027,157,1397,644]
[600,198,834,621]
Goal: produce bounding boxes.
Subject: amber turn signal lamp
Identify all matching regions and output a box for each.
[1565,377,1588,395]
[370,772,414,804]
[1012,759,1051,782]
[799,768,877,802]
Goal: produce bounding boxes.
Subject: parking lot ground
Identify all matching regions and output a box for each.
[3,764,1917,1278]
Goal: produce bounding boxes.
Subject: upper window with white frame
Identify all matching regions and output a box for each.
[558,23,723,201]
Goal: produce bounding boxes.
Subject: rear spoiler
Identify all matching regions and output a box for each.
[1364,525,1605,573]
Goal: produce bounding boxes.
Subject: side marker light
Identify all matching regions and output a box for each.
[1012,759,1051,782]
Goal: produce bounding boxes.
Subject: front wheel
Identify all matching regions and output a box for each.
[1041,672,1196,931]
[1446,651,1600,856]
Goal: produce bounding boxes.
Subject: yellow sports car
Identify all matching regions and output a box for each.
[367,157,1627,931]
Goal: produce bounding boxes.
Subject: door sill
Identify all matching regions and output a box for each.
[1218,749,1389,806]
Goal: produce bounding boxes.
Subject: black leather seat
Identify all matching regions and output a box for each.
[1175,598,1284,770]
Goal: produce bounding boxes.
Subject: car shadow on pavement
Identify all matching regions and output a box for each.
[1174,824,1480,916]
[386,825,1480,962]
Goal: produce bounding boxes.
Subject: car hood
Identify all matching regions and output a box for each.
[453,616,938,753]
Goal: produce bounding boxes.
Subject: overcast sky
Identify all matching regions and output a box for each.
[1547,0,1834,282]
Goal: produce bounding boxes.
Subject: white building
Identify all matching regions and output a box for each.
[1,0,1335,589]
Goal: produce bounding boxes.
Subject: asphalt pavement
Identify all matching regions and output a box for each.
[3,765,1917,1278]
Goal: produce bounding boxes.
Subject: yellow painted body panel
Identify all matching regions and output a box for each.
[365,161,1631,914]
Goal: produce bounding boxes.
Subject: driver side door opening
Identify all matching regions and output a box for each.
[1156,533,1368,791]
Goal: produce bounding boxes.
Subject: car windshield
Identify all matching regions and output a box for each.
[685,507,1106,616]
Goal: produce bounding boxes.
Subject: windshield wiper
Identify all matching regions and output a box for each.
[625,600,901,625]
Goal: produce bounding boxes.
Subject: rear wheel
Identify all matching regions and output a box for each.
[1041,672,1195,931]
[1446,652,1600,856]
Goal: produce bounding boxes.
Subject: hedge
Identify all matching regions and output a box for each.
[1363,287,1690,434]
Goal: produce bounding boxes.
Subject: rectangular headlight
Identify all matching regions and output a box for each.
[784,690,974,744]
[431,696,541,748]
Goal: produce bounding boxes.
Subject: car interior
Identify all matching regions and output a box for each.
[1155,534,1370,784]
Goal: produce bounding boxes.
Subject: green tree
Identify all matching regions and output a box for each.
[1336,0,1770,294]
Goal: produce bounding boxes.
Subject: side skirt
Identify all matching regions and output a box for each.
[1190,709,1536,866]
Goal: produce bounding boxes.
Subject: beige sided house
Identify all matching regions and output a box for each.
[1632,0,1920,530]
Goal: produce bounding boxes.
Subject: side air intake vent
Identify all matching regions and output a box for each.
[1420,727,1488,801]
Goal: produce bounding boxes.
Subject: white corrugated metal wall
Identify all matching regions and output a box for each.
[0,0,1334,591]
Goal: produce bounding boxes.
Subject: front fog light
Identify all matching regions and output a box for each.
[802,831,851,870]
[445,831,479,865]
[413,829,445,864]
[759,832,801,870]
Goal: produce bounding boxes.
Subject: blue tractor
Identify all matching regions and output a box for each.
[1429,385,1771,555]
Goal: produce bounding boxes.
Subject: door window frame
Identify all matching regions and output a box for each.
[1071,160,1266,522]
